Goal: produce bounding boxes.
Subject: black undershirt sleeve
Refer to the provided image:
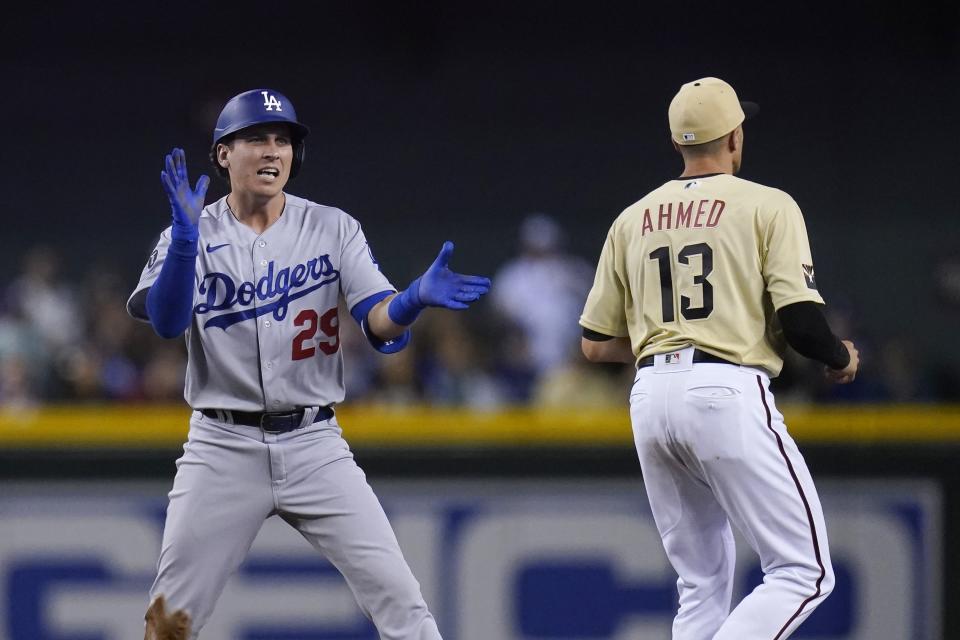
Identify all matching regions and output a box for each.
[582,328,615,342]
[777,301,850,370]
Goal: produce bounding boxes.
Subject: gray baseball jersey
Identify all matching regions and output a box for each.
[128,194,394,411]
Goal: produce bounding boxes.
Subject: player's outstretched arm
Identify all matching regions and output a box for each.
[146,148,209,338]
[366,241,491,340]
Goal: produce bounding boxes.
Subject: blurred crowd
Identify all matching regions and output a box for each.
[2,215,957,409]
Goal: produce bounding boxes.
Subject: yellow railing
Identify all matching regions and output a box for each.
[1,404,960,447]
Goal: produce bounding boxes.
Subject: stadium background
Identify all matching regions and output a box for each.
[1,2,957,638]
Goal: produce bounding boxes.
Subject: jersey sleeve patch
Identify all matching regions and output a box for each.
[366,242,381,269]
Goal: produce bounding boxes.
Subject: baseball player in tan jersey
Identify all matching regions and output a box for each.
[580,77,859,639]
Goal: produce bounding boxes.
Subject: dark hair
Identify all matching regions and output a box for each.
[209,135,236,180]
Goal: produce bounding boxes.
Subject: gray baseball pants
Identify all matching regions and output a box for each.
[149,411,441,639]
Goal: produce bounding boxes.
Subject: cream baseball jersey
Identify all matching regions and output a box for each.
[128,194,394,410]
[580,173,823,375]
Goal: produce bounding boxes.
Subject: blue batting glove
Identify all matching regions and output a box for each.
[418,241,492,308]
[388,241,492,325]
[160,147,209,243]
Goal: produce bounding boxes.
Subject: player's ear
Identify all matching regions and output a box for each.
[216,143,230,170]
[727,128,740,153]
[671,138,681,154]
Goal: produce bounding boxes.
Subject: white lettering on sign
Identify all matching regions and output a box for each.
[0,480,941,640]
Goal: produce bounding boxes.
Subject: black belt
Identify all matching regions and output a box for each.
[637,349,738,369]
[201,406,334,433]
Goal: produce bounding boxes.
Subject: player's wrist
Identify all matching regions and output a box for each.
[168,224,199,256]
[825,338,851,371]
[387,278,425,325]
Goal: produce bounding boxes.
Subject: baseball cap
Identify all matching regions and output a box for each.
[668,77,759,145]
[212,89,310,146]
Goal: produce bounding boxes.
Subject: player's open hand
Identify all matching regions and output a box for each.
[161,147,209,228]
[824,339,859,384]
[417,241,491,310]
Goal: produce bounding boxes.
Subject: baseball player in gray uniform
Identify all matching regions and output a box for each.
[580,78,859,638]
[128,88,491,639]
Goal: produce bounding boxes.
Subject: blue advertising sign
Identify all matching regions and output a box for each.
[0,479,941,639]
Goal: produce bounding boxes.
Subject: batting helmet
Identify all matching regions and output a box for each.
[209,89,310,180]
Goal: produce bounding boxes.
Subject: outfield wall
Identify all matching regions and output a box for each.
[0,404,956,639]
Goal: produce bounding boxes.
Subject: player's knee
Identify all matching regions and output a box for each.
[795,557,834,608]
[817,558,836,600]
[388,576,428,611]
[769,555,834,604]
[159,534,205,567]
[377,602,438,640]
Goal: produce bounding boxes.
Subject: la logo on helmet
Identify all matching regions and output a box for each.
[261,91,283,112]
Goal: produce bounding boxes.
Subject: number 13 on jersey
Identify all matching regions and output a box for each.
[649,243,714,322]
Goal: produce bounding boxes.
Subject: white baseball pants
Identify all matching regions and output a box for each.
[630,347,833,640]
[149,411,441,640]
